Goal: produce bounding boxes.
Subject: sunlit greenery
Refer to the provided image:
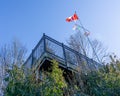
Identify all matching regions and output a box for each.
[4,60,67,96]
[4,55,120,96]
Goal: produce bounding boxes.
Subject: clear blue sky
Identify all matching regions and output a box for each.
[0,0,120,57]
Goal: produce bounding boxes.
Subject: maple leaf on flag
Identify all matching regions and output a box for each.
[72,13,79,21]
[66,16,73,22]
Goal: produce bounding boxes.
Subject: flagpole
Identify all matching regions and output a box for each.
[66,12,101,64]
[77,19,101,64]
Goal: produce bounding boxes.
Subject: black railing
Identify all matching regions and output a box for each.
[24,34,101,71]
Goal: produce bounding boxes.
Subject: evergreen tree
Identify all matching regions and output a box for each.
[4,60,67,96]
[42,60,67,96]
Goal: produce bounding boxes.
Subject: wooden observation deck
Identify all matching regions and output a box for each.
[24,34,101,73]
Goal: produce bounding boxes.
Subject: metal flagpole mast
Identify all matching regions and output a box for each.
[77,19,101,64]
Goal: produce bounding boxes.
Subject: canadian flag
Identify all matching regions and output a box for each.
[66,13,79,22]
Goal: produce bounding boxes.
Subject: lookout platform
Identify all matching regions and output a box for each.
[24,34,101,74]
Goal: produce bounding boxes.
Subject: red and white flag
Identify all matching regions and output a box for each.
[66,16,73,22]
[66,13,79,22]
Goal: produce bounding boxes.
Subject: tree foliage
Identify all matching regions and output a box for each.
[4,54,120,96]
[0,39,27,96]
[2,37,120,96]
[42,60,67,96]
[67,31,108,63]
[4,65,41,96]
[4,60,67,96]
[67,55,120,96]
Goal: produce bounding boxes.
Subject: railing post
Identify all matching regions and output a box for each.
[62,43,67,66]
[43,33,46,52]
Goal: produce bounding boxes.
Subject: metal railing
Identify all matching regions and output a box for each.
[24,34,101,71]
